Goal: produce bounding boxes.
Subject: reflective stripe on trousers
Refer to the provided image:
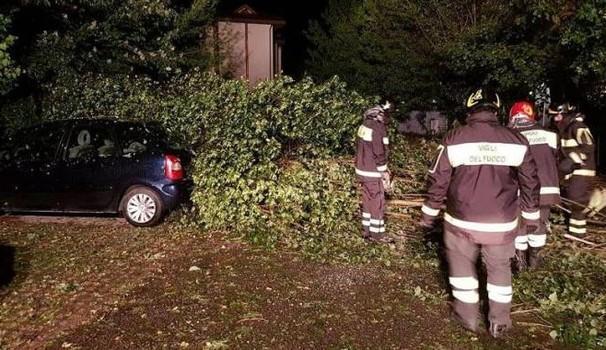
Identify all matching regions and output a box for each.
[516,206,550,250]
[565,175,591,235]
[360,180,385,238]
[444,230,514,328]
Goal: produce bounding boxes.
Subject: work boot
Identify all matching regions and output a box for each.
[528,247,543,269]
[488,322,510,339]
[451,311,479,334]
[514,249,528,273]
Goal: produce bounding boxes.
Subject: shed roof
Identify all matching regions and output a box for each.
[218,4,286,27]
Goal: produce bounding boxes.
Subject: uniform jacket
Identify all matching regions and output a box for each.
[355,118,389,182]
[516,124,560,205]
[421,111,540,245]
[557,113,596,180]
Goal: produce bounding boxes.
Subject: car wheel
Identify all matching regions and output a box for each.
[121,186,165,227]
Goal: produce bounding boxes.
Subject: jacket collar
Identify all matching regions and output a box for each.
[509,117,536,129]
[466,110,499,125]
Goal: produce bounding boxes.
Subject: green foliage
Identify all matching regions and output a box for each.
[175,74,386,262]
[515,240,606,348]
[8,0,217,84]
[305,0,506,110]
[0,14,21,95]
[40,72,159,121]
[560,0,606,108]
[268,158,390,263]
[306,0,606,111]
[0,95,36,132]
[0,0,218,135]
[306,0,439,110]
[389,136,437,196]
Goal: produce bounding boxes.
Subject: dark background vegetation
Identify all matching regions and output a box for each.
[3,1,606,113]
[305,1,606,115]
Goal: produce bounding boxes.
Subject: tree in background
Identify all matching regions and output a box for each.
[305,0,440,110]
[0,0,218,127]
[306,0,606,115]
[0,14,20,95]
[8,0,217,81]
[558,0,606,109]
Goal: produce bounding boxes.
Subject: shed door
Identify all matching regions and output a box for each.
[247,23,273,84]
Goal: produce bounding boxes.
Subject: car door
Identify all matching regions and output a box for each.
[59,121,119,212]
[0,124,67,211]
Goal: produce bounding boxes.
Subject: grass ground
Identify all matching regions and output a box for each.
[0,215,574,349]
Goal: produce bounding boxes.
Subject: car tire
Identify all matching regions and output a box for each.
[120,186,165,227]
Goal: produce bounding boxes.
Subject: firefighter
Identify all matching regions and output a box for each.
[508,101,560,270]
[420,89,540,338]
[356,103,393,243]
[550,103,596,237]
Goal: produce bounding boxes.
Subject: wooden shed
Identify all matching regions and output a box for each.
[216,5,286,85]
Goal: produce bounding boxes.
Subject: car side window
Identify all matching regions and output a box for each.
[66,125,117,161]
[117,124,161,158]
[11,126,65,162]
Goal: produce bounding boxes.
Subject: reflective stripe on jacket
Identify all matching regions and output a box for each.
[517,125,560,205]
[422,111,540,245]
[355,118,389,182]
[557,114,596,180]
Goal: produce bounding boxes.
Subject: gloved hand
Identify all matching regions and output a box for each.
[558,158,581,174]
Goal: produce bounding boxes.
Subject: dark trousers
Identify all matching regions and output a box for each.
[565,175,592,235]
[360,180,385,239]
[445,230,515,329]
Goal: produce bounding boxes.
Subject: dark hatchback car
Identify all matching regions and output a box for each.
[0,119,188,227]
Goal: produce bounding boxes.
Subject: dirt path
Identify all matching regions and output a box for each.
[0,216,560,349]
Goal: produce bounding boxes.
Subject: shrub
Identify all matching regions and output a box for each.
[0,14,20,96]
[515,241,606,348]
[267,158,390,263]
[389,136,437,196]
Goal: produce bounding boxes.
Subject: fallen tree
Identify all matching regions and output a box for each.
[4,71,434,262]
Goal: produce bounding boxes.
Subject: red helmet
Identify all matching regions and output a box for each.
[509,101,536,125]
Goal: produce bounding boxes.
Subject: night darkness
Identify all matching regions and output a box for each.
[217,0,327,77]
